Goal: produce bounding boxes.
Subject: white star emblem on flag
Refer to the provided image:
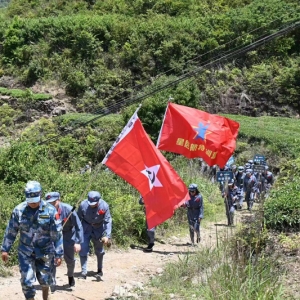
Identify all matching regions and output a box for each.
[141,165,163,191]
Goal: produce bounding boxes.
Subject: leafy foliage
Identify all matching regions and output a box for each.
[0,0,299,113]
[264,158,300,230]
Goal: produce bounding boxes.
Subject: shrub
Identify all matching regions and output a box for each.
[264,158,300,230]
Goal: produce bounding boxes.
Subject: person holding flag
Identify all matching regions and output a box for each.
[182,183,204,246]
[102,106,189,230]
[45,192,83,290]
[139,196,156,252]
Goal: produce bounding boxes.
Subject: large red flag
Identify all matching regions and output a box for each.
[102,108,189,228]
[157,103,240,168]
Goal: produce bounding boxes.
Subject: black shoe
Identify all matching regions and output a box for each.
[144,243,154,252]
[95,269,103,281]
[68,276,75,287]
[79,272,87,279]
[196,236,201,243]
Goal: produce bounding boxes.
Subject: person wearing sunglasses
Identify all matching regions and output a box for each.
[1,181,63,300]
[182,183,204,246]
[45,192,83,291]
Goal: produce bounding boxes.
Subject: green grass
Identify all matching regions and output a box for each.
[147,243,284,300]
[224,114,300,158]
[0,87,52,100]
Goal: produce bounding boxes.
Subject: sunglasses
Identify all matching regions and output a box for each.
[189,190,196,193]
[25,191,40,198]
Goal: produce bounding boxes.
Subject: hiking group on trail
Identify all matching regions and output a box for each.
[0,181,112,300]
[0,156,274,300]
[217,158,274,226]
[0,178,204,300]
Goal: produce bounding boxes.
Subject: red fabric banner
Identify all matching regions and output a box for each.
[157,103,240,168]
[102,110,189,228]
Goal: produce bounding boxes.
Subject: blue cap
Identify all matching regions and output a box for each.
[246,169,252,174]
[25,181,42,203]
[45,192,60,203]
[88,191,101,205]
[188,183,198,190]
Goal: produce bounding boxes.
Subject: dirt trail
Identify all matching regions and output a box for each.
[0,214,243,300]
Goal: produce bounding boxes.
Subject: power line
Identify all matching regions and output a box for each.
[39,19,300,145]
[75,16,286,117]
[64,18,300,128]
[65,16,291,130]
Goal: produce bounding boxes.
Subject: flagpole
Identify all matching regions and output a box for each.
[102,104,142,164]
[156,100,171,148]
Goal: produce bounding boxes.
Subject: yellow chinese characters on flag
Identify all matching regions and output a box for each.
[157,103,240,168]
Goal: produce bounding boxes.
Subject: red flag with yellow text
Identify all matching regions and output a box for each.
[102,109,189,228]
[157,103,240,168]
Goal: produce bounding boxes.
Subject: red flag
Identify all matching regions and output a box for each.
[157,103,240,168]
[102,109,189,228]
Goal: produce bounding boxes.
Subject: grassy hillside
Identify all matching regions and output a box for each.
[0,1,300,290]
[0,0,299,118]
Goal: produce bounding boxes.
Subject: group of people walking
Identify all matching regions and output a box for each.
[0,157,274,299]
[0,179,205,300]
[142,183,205,251]
[1,181,111,300]
[221,159,274,225]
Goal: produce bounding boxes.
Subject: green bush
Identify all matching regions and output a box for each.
[264,158,300,230]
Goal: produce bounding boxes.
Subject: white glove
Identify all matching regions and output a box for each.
[74,244,81,253]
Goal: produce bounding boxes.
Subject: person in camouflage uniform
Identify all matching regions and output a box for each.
[1,181,63,300]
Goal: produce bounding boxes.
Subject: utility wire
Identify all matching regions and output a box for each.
[74,16,289,118]
[39,19,300,145]
[64,18,300,128]
[58,16,293,130]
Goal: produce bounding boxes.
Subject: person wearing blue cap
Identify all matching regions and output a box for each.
[77,191,112,280]
[182,183,204,246]
[1,181,63,300]
[45,191,83,290]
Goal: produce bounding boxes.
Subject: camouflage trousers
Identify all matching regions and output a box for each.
[18,251,55,299]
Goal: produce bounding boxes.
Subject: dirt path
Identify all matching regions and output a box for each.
[0,214,242,300]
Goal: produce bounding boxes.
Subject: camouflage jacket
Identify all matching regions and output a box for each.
[1,200,63,258]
